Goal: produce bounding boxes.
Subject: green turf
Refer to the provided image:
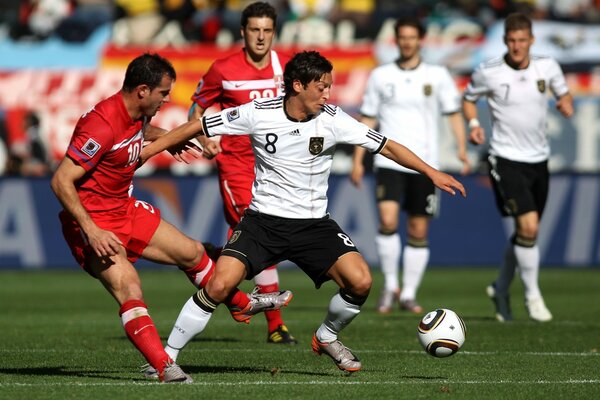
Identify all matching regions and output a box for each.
[0,267,599,399]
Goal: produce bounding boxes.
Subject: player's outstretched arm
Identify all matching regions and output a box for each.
[140,119,205,164]
[379,139,466,197]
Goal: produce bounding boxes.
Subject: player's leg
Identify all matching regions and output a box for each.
[221,176,296,343]
[140,217,250,312]
[400,215,429,314]
[164,255,248,362]
[90,250,191,383]
[312,252,371,372]
[514,211,551,321]
[374,169,402,313]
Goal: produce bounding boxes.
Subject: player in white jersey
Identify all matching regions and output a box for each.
[351,17,470,315]
[142,51,465,372]
[463,13,573,323]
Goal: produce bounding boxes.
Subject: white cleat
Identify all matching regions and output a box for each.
[526,297,553,322]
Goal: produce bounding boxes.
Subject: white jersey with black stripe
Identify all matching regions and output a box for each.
[202,96,388,219]
[464,55,569,163]
[360,61,461,173]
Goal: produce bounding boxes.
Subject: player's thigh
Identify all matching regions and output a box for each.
[90,247,143,305]
[142,219,199,266]
[405,172,439,217]
[327,252,372,296]
[487,156,536,216]
[515,210,540,239]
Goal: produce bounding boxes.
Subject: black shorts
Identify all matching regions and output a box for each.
[375,168,439,217]
[487,155,549,217]
[221,209,360,288]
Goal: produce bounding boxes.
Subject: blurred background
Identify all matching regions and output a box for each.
[1,0,600,270]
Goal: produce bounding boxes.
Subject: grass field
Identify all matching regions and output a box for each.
[1,267,599,399]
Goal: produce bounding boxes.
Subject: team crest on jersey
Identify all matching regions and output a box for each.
[309,137,324,155]
[81,138,101,157]
[423,84,432,96]
[537,80,546,93]
[229,230,242,244]
[227,108,240,122]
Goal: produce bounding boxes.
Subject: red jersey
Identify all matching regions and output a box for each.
[191,49,288,177]
[66,92,148,214]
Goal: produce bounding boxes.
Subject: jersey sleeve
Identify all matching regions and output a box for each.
[333,107,387,154]
[437,67,461,114]
[201,101,254,137]
[359,70,380,117]
[463,64,489,102]
[546,58,569,98]
[66,112,113,171]
[190,62,223,109]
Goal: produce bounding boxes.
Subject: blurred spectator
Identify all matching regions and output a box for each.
[10,0,73,41]
[328,0,375,44]
[112,0,163,45]
[279,0,336,45]
[55,0,113,42]
[1,109,51,177]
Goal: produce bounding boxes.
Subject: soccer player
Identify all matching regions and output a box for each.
[350,17,471,315]
[189,1,297,344]
[50,53,291,383]
[463,13,573,322]
[142,50,466,372]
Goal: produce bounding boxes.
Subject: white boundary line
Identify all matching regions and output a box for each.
[1,379,599,387]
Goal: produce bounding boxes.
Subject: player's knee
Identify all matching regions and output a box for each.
[205,275,232,303]
[179,240,203,268]
[407,236,428,248]
[348,271,372,298]
[513,234,536,248]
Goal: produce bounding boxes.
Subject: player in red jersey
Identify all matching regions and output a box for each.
[51,53,292,383]
[189,1,297,344]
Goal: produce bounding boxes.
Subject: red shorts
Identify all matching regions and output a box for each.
[59,197,161,276]
[218,173,253,231]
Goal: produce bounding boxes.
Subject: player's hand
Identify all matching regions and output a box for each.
[458,151,471,175]
[350,164,364,188]
[469,126,485,145]
[202,139,222,160]
[556,97,574,118]
[430,171,466,197]
[87,226,123,257]
[168,141,202,164]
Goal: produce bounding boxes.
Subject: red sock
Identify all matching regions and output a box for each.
[258,283,284,332]
[119,300,170,373]
[225,289,250,310]
[180,251,214,288]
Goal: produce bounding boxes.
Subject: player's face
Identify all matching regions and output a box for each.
[296,73,333,115]
[141,74,173,117]
[396,26,421,60]
[504,29,534,68]
[242,17,275,61]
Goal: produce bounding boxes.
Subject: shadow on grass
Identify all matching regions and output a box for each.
[182,364,334,377]
[0,366,126,380]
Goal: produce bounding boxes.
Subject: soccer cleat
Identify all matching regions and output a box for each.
[140,363,158,380]
[399,299,424,314]
[160,361,193,383]
[230,287,293,324]
[376,288,400,314]
[526,297,553,322]
[486,283,513,322]
[311,333,361,372]
[267,324,298,344]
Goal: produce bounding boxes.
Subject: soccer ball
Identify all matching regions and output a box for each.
[417,308,466,358]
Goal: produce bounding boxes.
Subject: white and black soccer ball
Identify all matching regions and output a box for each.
[417,308,466,358]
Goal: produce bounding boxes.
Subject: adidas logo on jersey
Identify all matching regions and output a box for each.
[288,129,300,136]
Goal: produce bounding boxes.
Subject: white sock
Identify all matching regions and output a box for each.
[514,244,542,300]
[164,296,213,362]
[254,266,278,286]
[375,233,401,292]
[400,245,429,301]
[315,292,361,343]
[495,244,517,293]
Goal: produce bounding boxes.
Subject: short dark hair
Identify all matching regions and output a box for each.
[122,53,176,92]
[241,1,277,28]
[283,51,333,95]
[394,16,426,39]
[504,12,532,35]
